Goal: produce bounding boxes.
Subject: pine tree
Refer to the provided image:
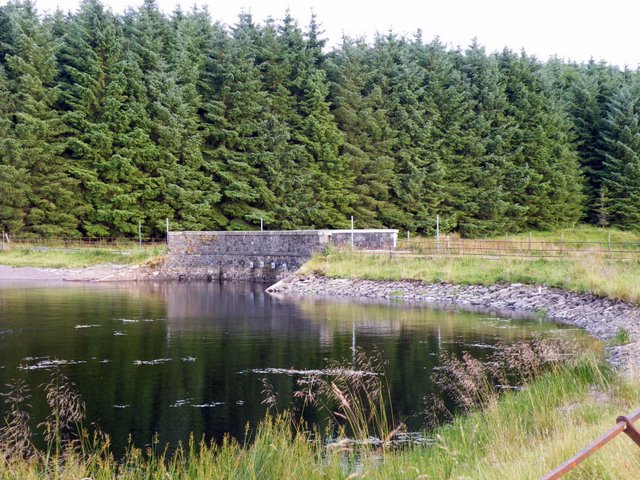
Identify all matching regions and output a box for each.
[60,0,150,236]
[326,38,401,228]
[367,34,443,233]
[2,1,80,236]
[600,83,640,230]
[197,14,277,230]
[498,50,583,230]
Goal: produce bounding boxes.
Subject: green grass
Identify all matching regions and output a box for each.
[303,250,640,303]
[608,327,632,346]
[1,358,638,479]
[495,225,640,244]
[0,246,166,268]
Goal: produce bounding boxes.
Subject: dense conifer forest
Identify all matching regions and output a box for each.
[0,0,638,238]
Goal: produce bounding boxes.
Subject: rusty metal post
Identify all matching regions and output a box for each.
[542,407,640,480]
[541,422,626,480]
[617,415,640,447]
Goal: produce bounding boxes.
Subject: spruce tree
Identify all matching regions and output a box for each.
[0,65,29,235]
[326,38,401,228]
[145,7,222,232]
[600,83,640,230]
[565,62,622,222]
[60,0,150,236]
[367,34,442,233]
[451,41,514,235]
[498,50,583,230]
[1,5,639,237]
[2,1,80,236]
[198,14,277,230]
[254,13,351,228]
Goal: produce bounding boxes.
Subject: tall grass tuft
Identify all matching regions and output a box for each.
[294,346,402,445]
[0,380,34,461]
[432,337,578,415]
[40,369,85,449]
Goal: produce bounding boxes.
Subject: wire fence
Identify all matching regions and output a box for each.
[0,236,166,252]
[3,232,640,261]
[395,237,640,261]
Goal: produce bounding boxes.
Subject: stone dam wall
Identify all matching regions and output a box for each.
[165,229,398,282]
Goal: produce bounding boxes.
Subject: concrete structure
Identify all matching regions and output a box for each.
[166,229,398,282]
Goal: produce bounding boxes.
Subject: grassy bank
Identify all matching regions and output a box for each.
[302,250,640,303]
[490,225,640,243]
[0,358,638,479]
[0,246,166,269]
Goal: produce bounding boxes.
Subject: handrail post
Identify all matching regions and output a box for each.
[617,415,640,447]
[542,407,640,479]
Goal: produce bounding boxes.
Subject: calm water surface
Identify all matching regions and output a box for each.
[0,281,599,452]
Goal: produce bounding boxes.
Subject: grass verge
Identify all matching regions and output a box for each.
[0,247,166,269]
[302,249,640,303]
[492,225,640,243]
[0,357,638,479]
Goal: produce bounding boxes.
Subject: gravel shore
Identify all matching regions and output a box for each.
[267,274,640,374]
[0,264,142,282]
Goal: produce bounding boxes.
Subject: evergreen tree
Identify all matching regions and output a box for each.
[601,83,640,230]
[254,13,351,228]
[498,50,583,230]
[368,34,442,233]
[0,65,29,235]
[565,62,621,222]
[198,14,277,230]
[145,7,221,232]
[0,4,638,237]
[2,1,80,236]
[451,41,514,236]
[60,0,149,236]
[119,1,222,235]
[326,38,401,227]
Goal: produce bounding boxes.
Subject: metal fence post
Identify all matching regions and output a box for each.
[351,216,354,248]
[542,406,640,479]
[436,215,440,254]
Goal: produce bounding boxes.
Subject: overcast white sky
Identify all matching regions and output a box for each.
[4,0,639,68]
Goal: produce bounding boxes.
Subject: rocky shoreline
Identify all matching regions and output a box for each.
[267,274,640,373]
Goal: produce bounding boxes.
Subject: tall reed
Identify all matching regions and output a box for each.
[293,346,402,444]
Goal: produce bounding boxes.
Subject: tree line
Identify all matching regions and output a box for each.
[0,0,638,238]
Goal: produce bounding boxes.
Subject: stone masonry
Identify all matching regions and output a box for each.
[165,229,397,282]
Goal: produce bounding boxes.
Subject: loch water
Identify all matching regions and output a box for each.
[0,281,598,453]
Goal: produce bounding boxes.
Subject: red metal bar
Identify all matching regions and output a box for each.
[541,407,640,480]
